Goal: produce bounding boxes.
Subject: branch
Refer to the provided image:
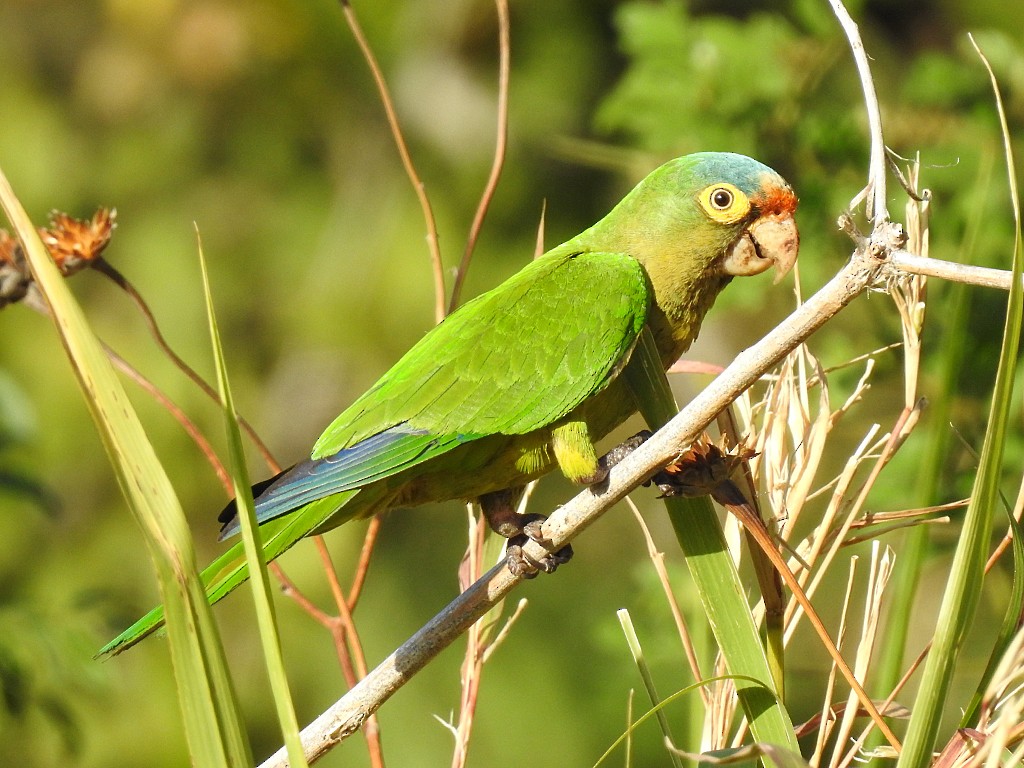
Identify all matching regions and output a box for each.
[892,250,1023,291]
[258,227,902,768]
[829,0,889,223]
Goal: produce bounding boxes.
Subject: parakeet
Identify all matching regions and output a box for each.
[100,151,798,656]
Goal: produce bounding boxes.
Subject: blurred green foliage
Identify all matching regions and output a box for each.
[1,0,1022,765]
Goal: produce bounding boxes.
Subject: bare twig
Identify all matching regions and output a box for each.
[337,0,446,323]
[92,258,280,473]
[451,507,489,768]
[347,515,383,609]
[447,0,511,314]
[315,538,384,768]
[828,0,888,222]
[103,344,234,495]
[892,250,1024,291]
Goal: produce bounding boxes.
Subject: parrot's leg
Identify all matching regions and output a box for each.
[552,422,652,486]
[563,428,654,486]
[479,487,573,577]
[481,430,654,577]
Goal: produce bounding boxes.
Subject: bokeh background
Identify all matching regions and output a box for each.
[2,0,1023,765]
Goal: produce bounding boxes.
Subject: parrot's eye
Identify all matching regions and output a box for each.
[698,182,751,224]
[710,188,733,209]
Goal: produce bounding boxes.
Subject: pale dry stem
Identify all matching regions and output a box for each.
[829,0,888,223]
[450,482,532,767]
[450,508,488,768]
[961,626,1024,766]
[834,544,894,768]
[625,497,711,711]
[810,558,858,767]
[783,425,881,640]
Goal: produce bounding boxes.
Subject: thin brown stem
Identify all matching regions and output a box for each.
[712,484,901,751]
[315,538,385,768]
[451,510,489,768]
[271,561,334,628]
[26,286,239,496]
[315,537,356,633]
[91,257,281,473]
[347,515,383,610]
[447,0,511,314]
[337,0,445,323]
[104,343,234,496]
[272,547,385,767]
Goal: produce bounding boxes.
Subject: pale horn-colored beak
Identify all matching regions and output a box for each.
[721,214,799,284]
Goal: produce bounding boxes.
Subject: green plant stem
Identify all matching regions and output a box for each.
[0,168,251,766]
[896,40,1023,768]
[618,609,684,768]
[624,327,798,753]
[200,238,309,768]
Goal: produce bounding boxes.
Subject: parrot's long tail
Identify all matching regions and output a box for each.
[96,489,362,658]
[215,467,293,540]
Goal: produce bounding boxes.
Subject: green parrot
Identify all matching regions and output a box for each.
[100,151,798,656]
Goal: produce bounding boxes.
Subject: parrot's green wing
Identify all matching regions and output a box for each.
[315,248,652,450]
[99,249,650,656]
[219,248,652,534]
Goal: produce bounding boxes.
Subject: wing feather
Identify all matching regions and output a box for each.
[314,249,650,452]
[230,250,650,533]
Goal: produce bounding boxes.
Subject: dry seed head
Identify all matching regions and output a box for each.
[0,208,116,309]
[40,208,116,275]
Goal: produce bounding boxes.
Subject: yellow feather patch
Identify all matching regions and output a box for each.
[551,420,600,484]
[514,438,552,476]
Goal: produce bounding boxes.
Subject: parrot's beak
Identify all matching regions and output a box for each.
[721,214,799,284]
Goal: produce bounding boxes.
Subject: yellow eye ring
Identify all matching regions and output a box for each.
[698,183,751,224]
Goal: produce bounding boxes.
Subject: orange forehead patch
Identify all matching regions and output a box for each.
[751,180,798,217]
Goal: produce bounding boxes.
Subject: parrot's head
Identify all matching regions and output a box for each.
[625,151,798,283]
[682,152,799,285]
[582,151,799,357]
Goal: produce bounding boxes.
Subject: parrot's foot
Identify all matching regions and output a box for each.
[603,429,653,472]
[506,536,573,578]
[576,430,654,486]
[479,488,573,577]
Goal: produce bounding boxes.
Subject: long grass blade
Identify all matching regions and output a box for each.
[960,498,1024,726]
[869,155,989,758]
[0,170,250,765]
[623,327,798,752]
[198,233,309,767]
[617,609,684,768]
[896,38,1023,768]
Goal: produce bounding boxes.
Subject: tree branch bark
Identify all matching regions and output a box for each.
[892,250,1021,291]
